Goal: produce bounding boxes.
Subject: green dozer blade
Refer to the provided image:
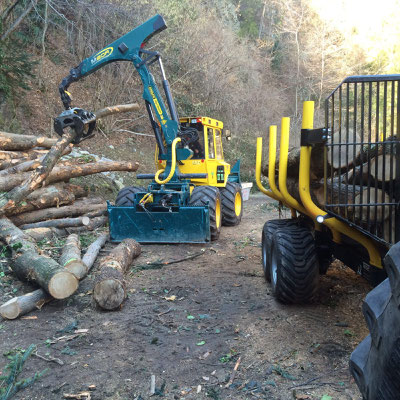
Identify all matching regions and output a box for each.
[108,204,210,243]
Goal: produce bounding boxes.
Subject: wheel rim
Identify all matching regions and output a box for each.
[234,192,242,216]
[216,197,221,228]
[271,243,278,286]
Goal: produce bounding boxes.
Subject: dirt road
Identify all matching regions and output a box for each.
[0,194,370,399]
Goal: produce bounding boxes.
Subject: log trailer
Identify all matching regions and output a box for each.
[256,75,400,399]
[54,14,243,243]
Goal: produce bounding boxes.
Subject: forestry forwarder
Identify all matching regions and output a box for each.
[256,75,400,399]
[54,14,243,244]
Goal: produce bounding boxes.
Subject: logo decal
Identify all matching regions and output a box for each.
[91,47,113,65]
[149,87,166,125]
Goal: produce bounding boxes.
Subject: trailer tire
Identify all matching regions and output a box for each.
[261,219,297,282]
[189,186,222,241]
[115,186,145,207]
[270,225,319,303]
[350,242,400,400]
[220,182,243,226]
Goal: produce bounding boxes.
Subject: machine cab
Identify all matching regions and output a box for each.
[178,117,231,187]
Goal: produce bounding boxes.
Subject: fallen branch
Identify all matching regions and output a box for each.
[225,356,241,388]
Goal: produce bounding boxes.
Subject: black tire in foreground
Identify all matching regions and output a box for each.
[115,186,146,207]
[220,182,243,226]
[269,225,319,303]
[261,219,298,282]
[189,186,222,241]
[350,242,400,400]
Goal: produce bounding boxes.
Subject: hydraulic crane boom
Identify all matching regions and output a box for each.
[56,14,195,163]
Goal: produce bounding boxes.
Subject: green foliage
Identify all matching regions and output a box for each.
[0,23,36,101]
[0,344,47,400]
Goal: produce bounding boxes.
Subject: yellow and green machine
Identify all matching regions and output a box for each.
[54,14,243,243]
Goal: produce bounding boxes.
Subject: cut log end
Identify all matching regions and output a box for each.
[93,279,125,310]
[64,260,88,280]
[48,271,79,299]
[0,298,20,319]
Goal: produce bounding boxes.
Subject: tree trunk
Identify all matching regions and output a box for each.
[59,234,87,280]
[0,131,58,150]
[24,216,107,241]
[0,233,108,319]
[0,158,42,177]
[0,218,78,299]
[0,130,77,217]
[370,154,397,182]
[95,103,140,119]
[93,239,141,310]
[0,157,30,170]
[327,130,362,170]
[10,198,105,226]
[0,289,50,320]
[82,233,108,269]
[0,160,139,192]
[4,184,81,216]
[20,216,91,230]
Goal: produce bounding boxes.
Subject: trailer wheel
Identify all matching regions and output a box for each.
[115,186,145,207]
[220,182,243,226]
[261,219,297,282]
[350,242,400,400]
[270,225,319,303]
[189,186,222,241]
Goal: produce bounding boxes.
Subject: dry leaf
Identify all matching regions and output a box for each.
[164,295,177,301]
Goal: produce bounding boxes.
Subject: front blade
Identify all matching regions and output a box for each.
[108,205,210,243]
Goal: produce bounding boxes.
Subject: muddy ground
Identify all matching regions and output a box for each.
[0,194,371,400]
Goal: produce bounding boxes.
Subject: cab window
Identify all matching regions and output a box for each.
[188,126,205,159]
[207,128,215,159]
[215,129,223,159]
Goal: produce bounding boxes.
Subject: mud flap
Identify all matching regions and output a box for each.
[108,204,210,243]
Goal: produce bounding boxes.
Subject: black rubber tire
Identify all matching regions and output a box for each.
[220,182,243,226]
[189,186,222,241]
[261,219,298,282]
[115,186,145,207]
[350,242,400,400]
[269,225,319,304]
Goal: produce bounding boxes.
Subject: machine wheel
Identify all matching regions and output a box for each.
[261,219,297,282]
[220,182,243,226]
[115,186,145,207]
[350,242,400,400]
[189,186,222,241]
[270,225,319,304]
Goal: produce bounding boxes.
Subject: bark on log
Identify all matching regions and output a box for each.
[0,130,77,217]
[81,233,108,269]
[10,198,105,226]
[4,184,79,216]
[59,234,87,280]
[25,216,107,241]
[0,131,58,150]
[0,233,108,319]
[95,103,140,119]
[327,130,362,170]
[263,144,326,180]
[20,216,91,230]
[370,154,397,182]
[0,289,50,320]
[93,239,141,310]
[0,158,42,177]
[0,218,78,299]
[0,160,139,192]
[0,158,30,170]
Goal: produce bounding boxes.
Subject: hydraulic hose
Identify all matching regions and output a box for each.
[154,137,181,184]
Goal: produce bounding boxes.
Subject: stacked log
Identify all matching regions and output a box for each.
[263,130,397,243]
[0,103,141,316]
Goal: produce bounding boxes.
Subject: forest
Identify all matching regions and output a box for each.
[1,0,399,180]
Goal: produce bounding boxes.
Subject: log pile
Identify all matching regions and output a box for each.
[0,103,143,318]
[264,131,397,243]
